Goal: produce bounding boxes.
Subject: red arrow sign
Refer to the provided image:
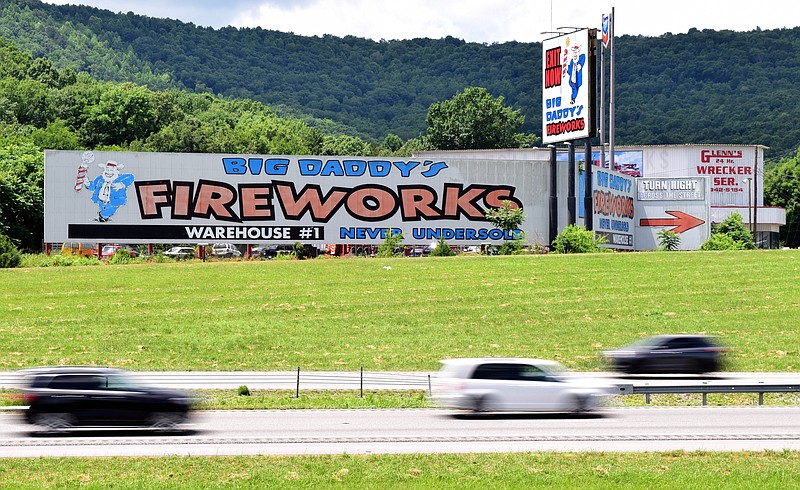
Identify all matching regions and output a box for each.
[640,211,705,234]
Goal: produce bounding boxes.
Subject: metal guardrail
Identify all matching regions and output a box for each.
[614,383,800,405]
[4,371,800,407]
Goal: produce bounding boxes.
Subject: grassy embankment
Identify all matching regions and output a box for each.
[2,250,798,372]
[1,452,799,488]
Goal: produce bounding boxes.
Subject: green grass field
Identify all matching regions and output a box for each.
[2,250,798,372]
[1,451,799,489]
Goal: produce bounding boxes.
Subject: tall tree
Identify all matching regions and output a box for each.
[764,149,800,247]
[424,87,537,150]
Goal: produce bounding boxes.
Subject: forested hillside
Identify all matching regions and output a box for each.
[3,0,800,251]
[4,0,800,160]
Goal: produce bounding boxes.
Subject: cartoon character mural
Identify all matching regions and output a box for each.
[566,43,585,105]
[75,151,134,222]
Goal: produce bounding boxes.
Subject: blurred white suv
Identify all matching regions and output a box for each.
[431,358,613,414]
[211,243,241,258]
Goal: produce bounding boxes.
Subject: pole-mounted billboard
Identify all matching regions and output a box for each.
[542,28,596,144]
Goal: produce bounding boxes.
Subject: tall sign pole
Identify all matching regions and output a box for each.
[608,7,616,173]
[600,13,610,169]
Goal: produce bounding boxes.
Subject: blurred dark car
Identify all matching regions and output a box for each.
[18,367,195,433]
[603,335,729,374]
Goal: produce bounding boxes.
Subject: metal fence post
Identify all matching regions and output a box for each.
[295,366,300,398]
[360,366,363,398]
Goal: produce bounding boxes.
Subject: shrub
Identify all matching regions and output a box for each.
[237,385,251,396]
[497,238,527,255]
[108,248,136,265]
[552,225,607,253]
[657,229,681,251]
[293,242,306,260]
[19,253,102,267]
[713,212,755,249]
[377,229,404,257]
[700,233,743,250]
[429,237,455,256]
[0,234,21,268]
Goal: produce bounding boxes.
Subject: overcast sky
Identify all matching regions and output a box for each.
[42,0,800,43]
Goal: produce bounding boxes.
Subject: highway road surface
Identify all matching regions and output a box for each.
[2,406,800,457]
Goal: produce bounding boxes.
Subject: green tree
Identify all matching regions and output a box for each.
[0,142,44,252]
[31,120,82,150]
[429,237,455,256]
[382,133,403,152]
[320,134,373,156]
[485,200,527,255]
[377,229,404,257]
[0,78,54,127]
[424,87,538,150]
[0,233,21,268]
[713,212,755,249]
[657,229,681,251]
[764,149,800,247]
[485,200,526,233]
[80,82,161,146]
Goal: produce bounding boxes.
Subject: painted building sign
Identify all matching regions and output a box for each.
[637,177,705,201]
[592,168,635,249]
[44,151,546,245]
[692,147,755,206]
[542,29,595,144]
[570,152,636,250]
[635,177,710,250]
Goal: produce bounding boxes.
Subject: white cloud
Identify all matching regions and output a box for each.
[42,0,800,43]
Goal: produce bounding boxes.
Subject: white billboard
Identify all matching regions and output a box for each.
[44,151,548,245]
[542,29,594,144]
[635,177,711,250]
[591,168,636,250]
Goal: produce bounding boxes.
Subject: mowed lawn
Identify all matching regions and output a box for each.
[1,249,798,372]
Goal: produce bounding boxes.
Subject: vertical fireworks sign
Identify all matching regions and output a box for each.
[542,29,596,144]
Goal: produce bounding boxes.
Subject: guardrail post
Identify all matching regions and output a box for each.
[702,392,707,406]
[295,366,300,398]
[645,393,650,404]
[428,374,432,397]
[759,392,764,405]
[360,366,363,398]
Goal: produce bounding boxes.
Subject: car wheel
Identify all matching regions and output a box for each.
[472,395,494,413]
[34,413,74,433]
[148,412,184,432]
[569,395,588,413]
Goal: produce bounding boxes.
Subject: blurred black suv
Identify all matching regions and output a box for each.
[19,366,195,432]
[603,335,729,374]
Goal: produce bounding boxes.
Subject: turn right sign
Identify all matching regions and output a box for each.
[634,177,710,250]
